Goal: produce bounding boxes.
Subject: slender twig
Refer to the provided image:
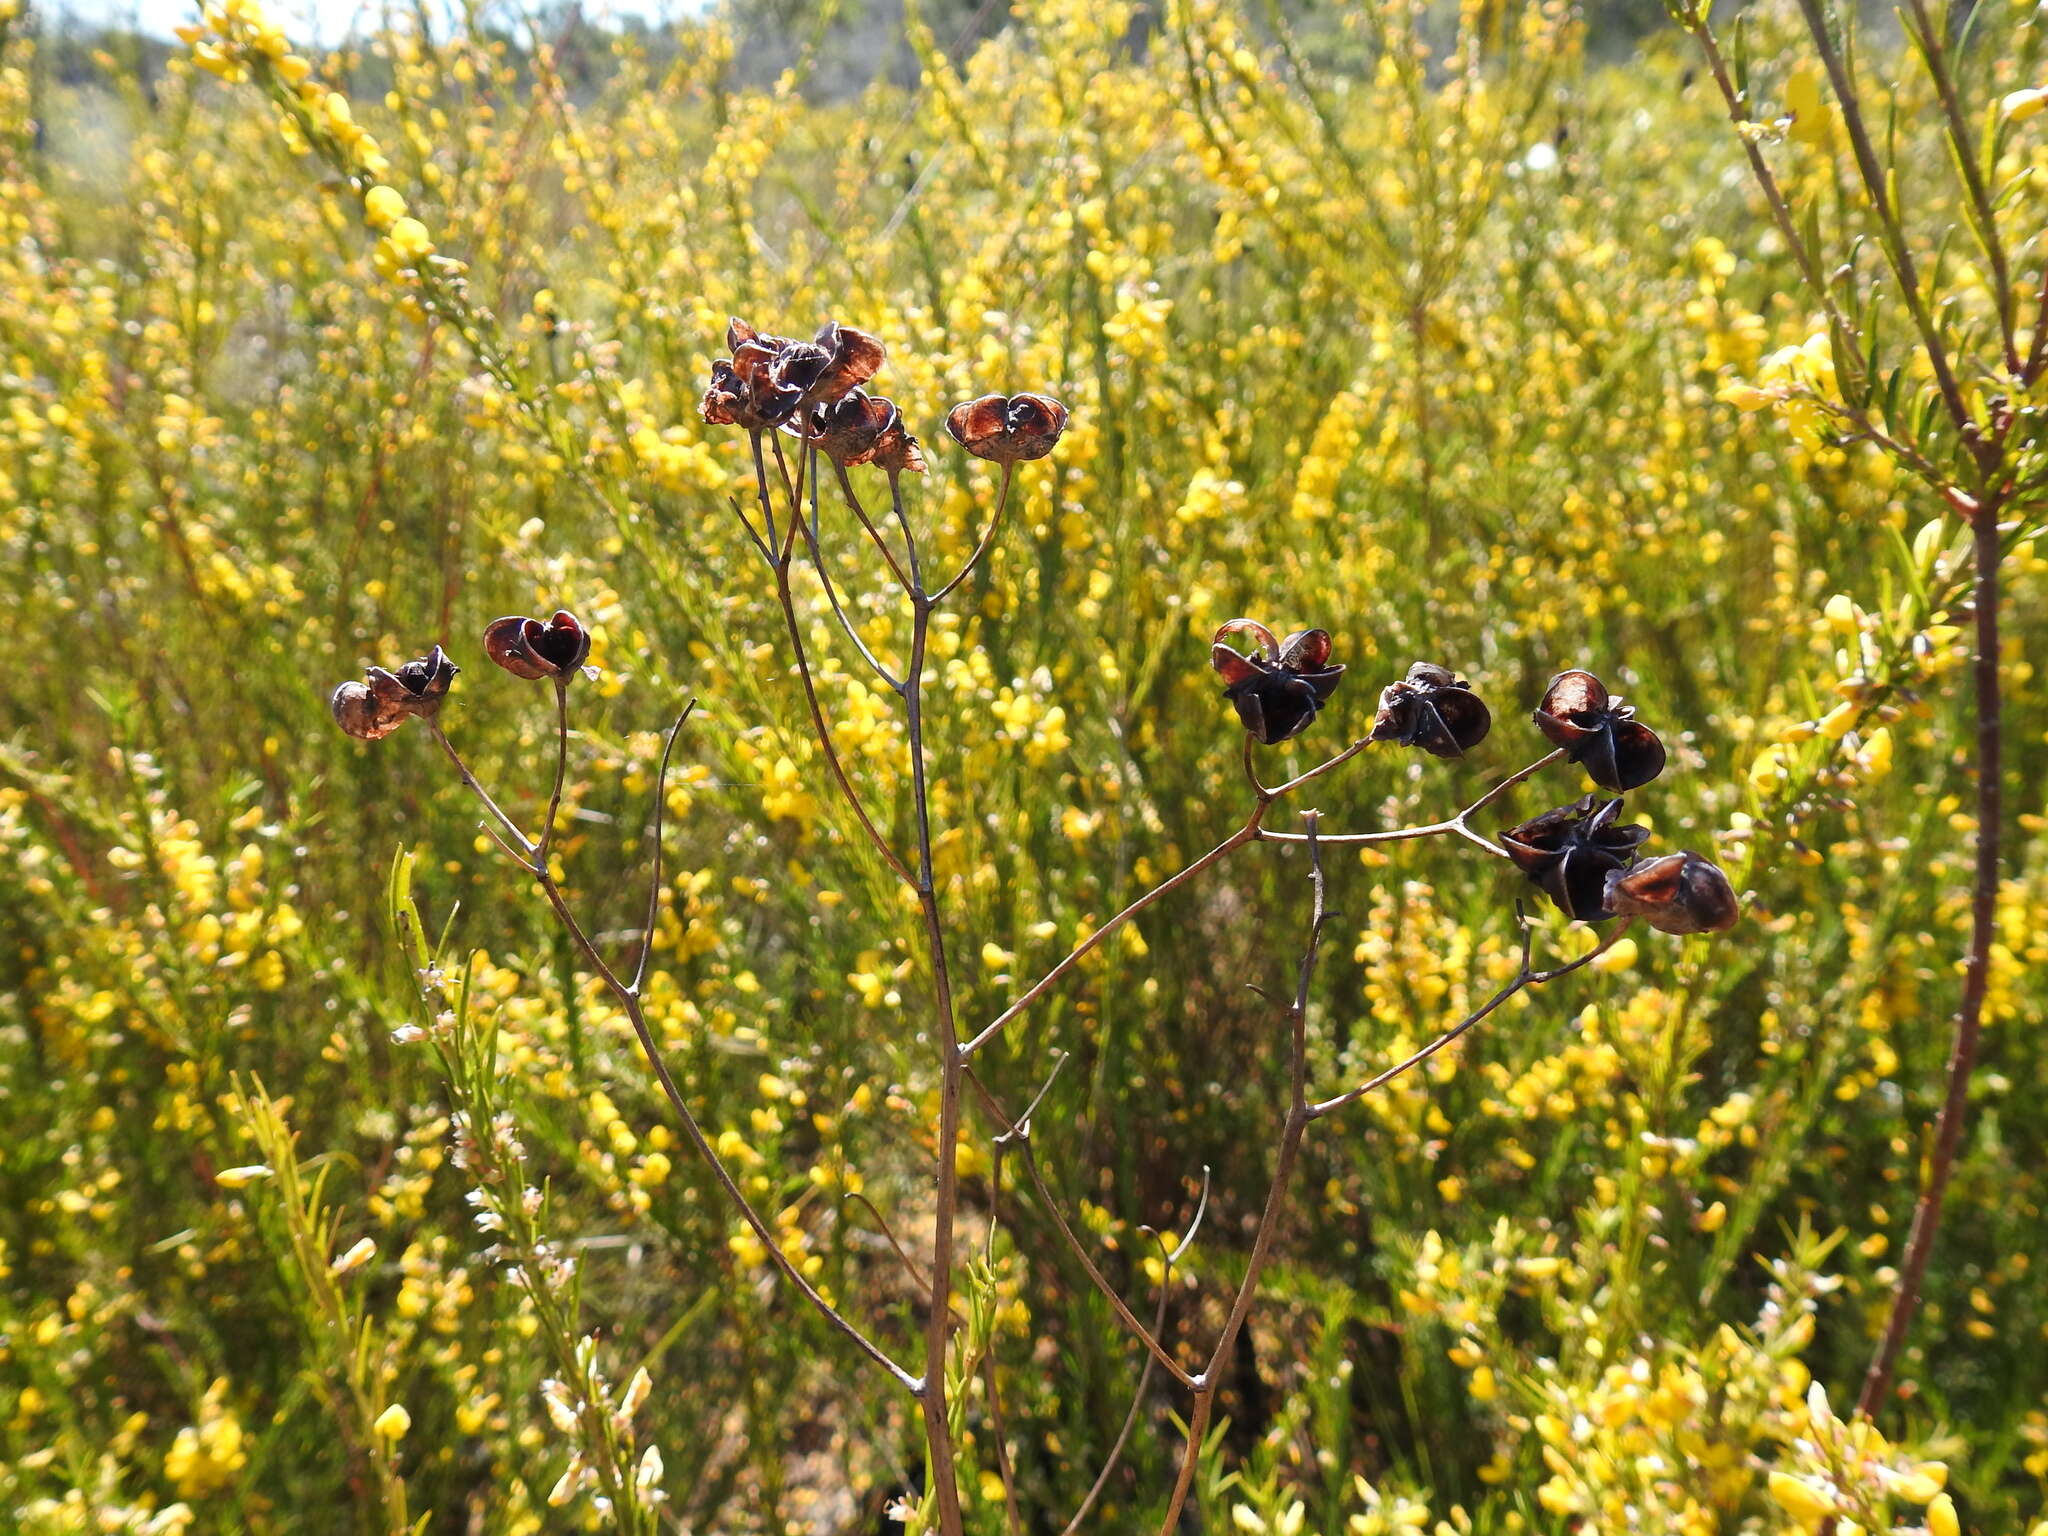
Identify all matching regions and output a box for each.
[932,460,1013,603]
[833,459,914,593]
[746,429,781,554]
[995,1107,1198,1390]
[432,715,919,1392]
[903,575,969,1536]
[726,493,774,568]
[1899,0,2017,373]
[1791,0,1978,448]
[889,470,925,595]
[974,1054,1193,1385]
[844,1189,929,1289]
[1255,748,1564,857]
[1157,811,1329,1534]
[752,436,917,891]
[800,445,905,688]
[1308,914,1631,1119]
[426,721,534,855]
[1058,1192,1206,1536]
[630,704,695,995]
[1678,15,1868,385]
[1856,489,2005,1417]
[534,677,571,868]
[962,822,1261,1058]
[963,735,1386,1059]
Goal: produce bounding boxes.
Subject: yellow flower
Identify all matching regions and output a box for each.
[329,1237,377,1275]
[2001,87,2048,122]
[372,1403,412,1441]
[384,217,435,265]
[363,185,407,230]
[1767,1471,1835,1526]
[1926,1493,1960,1536]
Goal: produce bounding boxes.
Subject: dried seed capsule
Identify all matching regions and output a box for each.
[810,391,901,467]
[1532,669,1666,790]
[329,645,457,740]
[1603,851,1740,934]
[944,392,1070,463]
[1370,662,1492,757]
[1502,795,1649,922]
[1210,619,1345,746]
[483,611,591,681]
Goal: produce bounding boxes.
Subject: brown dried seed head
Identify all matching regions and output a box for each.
[945,392,1070,462]
[1532,668,1666,791]
[484,611,591,681]
[1211,619,1344,746]
[810,321,886,404]
[812,391,900,467]
[1603,852,1740,934]
[330,680,406,740]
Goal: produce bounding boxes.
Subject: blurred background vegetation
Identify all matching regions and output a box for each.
[1,0,2045,1530]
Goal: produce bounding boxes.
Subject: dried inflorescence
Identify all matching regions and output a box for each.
[1604,850,1740,934]
[944,393,1071,463]
[1210,621,1345,745]
[330,646,457,740]
[701,318,885,430]
[1533,668,1666,791]
[1502,795,1650,922]
[327,615,594,747]
[811,390,926,475]
[1371,662,1492,757]
[1203,638,1736,932]
[483,611,592,682]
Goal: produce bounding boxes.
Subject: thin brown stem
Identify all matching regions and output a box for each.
[801,447,905,688]
[963,734,1381,1059]
[932,460,1013,603]
[1900,0,2017,373]
[889,470,925,594]
[1791,0,1977,447]
[534,677,570,868]
[903,584,967,1536]
[761,460,913,888]
[992,1105,1197,1390]
[1158,812,1328,1535]
[630,704,695,995]
[962,822,1260,1057]
[426,721,533,856]
[833,460,914,593]
[1254,748,1563,856]
[1308,916,1630,1120]
[1681,15,1868,387]
[434,717,918,1392]
[1064,1179,1204,1536]
[1856,492,2004,1417]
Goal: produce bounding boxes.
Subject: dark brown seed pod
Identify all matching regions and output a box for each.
[483,611,591,681]
[870,415,928,476]
[1370,662,1492,758]
[700,321,803,429]
[810,391,901,467]
[330,645,457,739]
[1603,851,1740,934]
[944,392,1070,463]
[331,681,405,740]
[807,321,885,405]
[1210,619,1345,746]
[1533,669,1666,791]
[1501,795,1649,922]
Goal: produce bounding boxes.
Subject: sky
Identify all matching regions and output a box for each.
[58,0,706,41]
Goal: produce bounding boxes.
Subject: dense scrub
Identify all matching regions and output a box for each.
[1,0,2045,1530]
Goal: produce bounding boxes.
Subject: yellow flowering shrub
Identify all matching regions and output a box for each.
[0,0,2044,1530]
